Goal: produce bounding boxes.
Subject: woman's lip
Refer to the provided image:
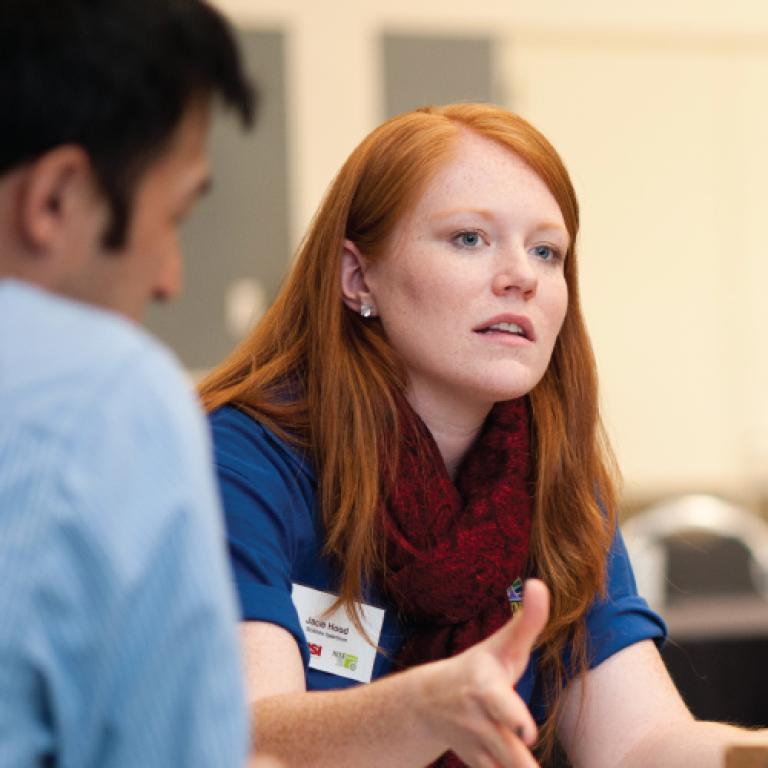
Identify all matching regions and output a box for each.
[474,328,532,346]
[472,314,535,341]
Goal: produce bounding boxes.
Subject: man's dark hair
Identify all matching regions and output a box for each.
[0,0,256,248]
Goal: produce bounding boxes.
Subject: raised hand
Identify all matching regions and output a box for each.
[417,579,550,768]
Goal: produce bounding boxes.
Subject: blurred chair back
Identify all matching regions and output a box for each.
[622,494,768,610]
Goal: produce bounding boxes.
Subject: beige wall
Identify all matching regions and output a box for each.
[212,0,768,507]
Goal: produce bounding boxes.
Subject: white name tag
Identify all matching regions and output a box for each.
[291,583,385,684]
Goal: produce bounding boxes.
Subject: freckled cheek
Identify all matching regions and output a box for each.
[379,281,462,362]
[406,267,468,313]
[550,301,568,337]
[543,280,568,339]
[381,268,437,318]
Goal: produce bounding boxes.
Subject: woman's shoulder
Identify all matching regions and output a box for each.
[582,525,667,665]
[209,404,321,568]
[209,404,316,485]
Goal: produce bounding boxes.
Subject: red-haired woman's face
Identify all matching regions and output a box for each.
[364,130,569,419]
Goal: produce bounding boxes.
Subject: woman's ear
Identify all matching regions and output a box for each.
[340,239,377,317]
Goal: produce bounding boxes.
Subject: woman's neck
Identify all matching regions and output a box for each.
[406,384,491,479]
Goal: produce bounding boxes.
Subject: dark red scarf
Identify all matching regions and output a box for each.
[382,398,533,768]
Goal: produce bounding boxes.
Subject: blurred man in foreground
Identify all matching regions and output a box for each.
[0,1,255,765]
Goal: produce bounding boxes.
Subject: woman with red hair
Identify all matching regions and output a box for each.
[201,104,759,767]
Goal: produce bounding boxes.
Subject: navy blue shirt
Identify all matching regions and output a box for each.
[211,404,666,713]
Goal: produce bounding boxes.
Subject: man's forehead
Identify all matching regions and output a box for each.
[142,103,212,188]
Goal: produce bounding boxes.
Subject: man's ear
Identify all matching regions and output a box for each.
[340,239,376,315]
[18,146,94,254]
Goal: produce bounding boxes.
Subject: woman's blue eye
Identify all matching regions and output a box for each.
[456,231,482,248]
[531,244,558,261]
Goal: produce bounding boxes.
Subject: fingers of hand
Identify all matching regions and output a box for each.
[450,670,538,767]
[498,730,540,768]
[482,687,538,747]
[457,724,539,768]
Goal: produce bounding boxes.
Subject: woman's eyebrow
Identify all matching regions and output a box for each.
[430,207,497,221]
[431,210,569,242]
[533,222,567,235]
[534,223,570,243]
[431,209,566,235]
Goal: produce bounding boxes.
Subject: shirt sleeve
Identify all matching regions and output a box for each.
[209,407,312,665]
[523,525,667,723]
[54,348,248,768]
[583,525,668,667]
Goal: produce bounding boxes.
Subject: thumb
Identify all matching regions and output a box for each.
[487,578,550,675]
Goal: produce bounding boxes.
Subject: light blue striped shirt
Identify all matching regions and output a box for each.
[0,279,248,767]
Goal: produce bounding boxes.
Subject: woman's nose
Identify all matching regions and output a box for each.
[491,248,537,297]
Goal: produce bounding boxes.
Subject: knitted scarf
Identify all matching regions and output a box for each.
[382,397,533,768]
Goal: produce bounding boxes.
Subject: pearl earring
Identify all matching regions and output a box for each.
[360,303,375,318]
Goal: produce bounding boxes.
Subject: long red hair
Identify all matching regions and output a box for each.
[200,103,618,757]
